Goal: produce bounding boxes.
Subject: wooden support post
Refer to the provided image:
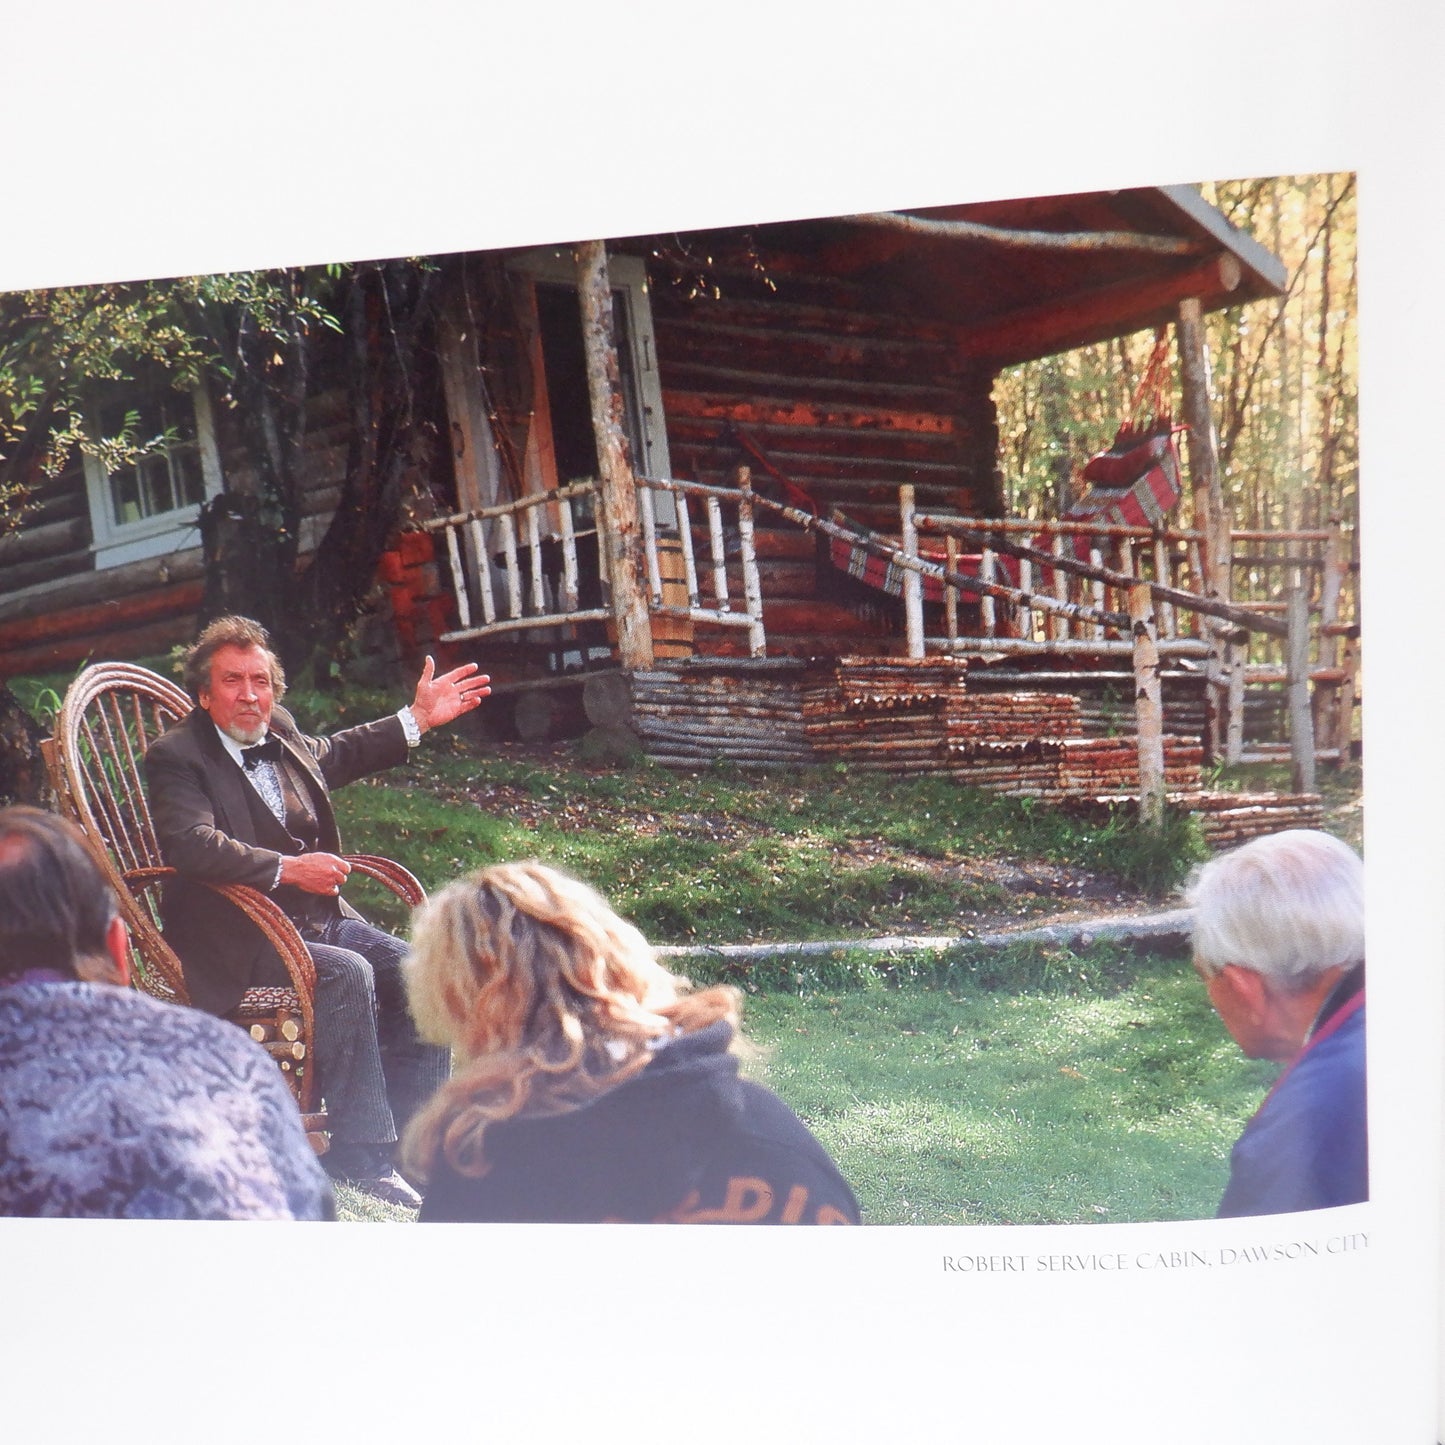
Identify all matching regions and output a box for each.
[1130,582,1166,829]
[944,535,960,645]
[1286,585,1317,794]
[1050,530,1068,640]
[1177,296,1229,606]
[900,484,925,658]
[577,239,654,670]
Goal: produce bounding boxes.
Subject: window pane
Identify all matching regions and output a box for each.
[96,383,203,527]
[110,467,142,526]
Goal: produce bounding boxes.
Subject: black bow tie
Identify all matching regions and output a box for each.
[240,737,283,769]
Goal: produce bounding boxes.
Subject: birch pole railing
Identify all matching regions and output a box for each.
[420,471,770,658]
[422,482,612,645]
[903,501,1351,785]
[639,469,768,659]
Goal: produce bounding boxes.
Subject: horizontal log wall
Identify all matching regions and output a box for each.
[0,387,354,681]
[643,244,999,658]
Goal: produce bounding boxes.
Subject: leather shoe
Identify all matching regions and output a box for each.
[345,1169,422,1210]
[323,1144,423,1209]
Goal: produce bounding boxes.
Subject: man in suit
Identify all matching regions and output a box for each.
[145,615,491,1206]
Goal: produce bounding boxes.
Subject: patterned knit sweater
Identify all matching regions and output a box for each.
[0,977,334,1220]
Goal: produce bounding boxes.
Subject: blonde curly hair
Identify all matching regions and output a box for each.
[400,860,739,1183]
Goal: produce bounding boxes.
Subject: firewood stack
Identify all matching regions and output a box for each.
[803,656,969,772]
[630,657,1322,849]
[1166,790,1326,848]
[631,667,813,768]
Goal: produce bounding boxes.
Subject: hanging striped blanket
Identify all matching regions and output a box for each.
[828,530,955,603]
[1053,426,1185,560]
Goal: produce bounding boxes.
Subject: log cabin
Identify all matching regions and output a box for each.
[6,182,1354,799]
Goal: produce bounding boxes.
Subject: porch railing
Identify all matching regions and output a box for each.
[419,475,766,658]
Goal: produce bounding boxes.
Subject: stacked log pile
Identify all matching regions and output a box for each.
[1053,736,1203,796]
[632,667,812,768]
[944,692,1080,743]
[1068,790,1324,848]
[1165,790,1325,848]
[803,656,968,772]
[942,739,1060,791]
[631,658,1321,851]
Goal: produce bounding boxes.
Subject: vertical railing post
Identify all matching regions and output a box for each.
[979,544,996,638]
[638,482,663,606]
[900,484,924,659]
[736,470,767,658]
[1050,530,1068,641]
[944,535,960,647]
[443,525,472,631]
[1130,582,1166,829]
[1287,585,1317,794]
[1226,636,1245,765]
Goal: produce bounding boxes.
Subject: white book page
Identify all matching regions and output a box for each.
[1,4,1440,1442]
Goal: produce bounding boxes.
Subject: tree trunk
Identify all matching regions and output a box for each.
[0,685,51,807]
[576,240,654,671]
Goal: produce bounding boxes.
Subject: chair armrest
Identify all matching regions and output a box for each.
[124,867,318,1003]
[342,854,426,909]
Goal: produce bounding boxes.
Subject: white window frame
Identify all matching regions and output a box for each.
[82,384,224,569]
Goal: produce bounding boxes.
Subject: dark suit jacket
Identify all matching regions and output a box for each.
[144,704,409,1016]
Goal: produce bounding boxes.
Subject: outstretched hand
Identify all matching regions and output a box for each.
[410,656,492,734]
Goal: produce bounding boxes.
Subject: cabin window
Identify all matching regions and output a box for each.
[81,382,224,568]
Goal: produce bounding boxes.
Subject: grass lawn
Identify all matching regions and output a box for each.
[5,671,1340,1228]
[738,953,1275,1225]
[335,944,1275,1226]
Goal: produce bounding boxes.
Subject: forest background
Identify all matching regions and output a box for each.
[998,173,1356,553]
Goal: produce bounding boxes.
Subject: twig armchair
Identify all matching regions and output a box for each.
[41,661,425,1150]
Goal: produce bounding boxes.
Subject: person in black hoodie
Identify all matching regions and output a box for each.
[401,860,860,1225]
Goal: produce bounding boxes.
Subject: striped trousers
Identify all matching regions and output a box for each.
[306,918,451,1148]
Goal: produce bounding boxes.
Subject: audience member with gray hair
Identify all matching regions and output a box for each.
[0,806,334,1219]
[1186,828,1366,1216]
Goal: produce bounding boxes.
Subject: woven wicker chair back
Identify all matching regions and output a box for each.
[47,662,195,1002]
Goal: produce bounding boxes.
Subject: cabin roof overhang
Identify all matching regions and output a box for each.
[635,184,1286,370]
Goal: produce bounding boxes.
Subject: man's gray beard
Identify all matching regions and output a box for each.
[224,722,268,746]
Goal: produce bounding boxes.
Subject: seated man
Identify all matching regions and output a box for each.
[1186,828,1366,1217]
[145,615,490,1206]
[0,806,333,1219]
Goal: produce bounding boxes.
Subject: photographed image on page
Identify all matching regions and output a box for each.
[0,9,1438,1442]
[0,178,1361,1232]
